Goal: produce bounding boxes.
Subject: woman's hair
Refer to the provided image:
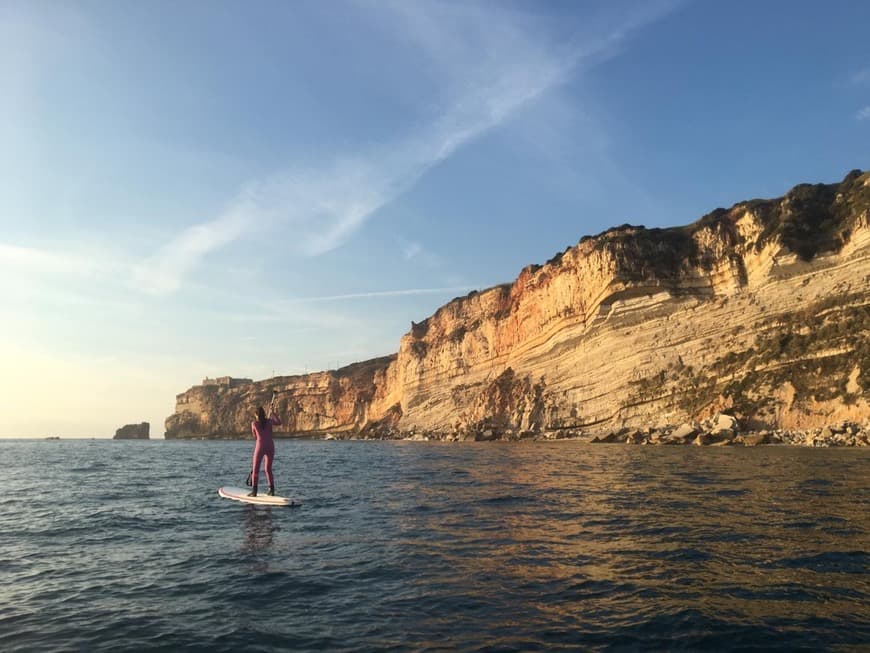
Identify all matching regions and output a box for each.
[256,406,268,428]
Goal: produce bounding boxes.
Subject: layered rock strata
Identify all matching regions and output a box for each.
[165,358,395,439]
[166,170,870,443]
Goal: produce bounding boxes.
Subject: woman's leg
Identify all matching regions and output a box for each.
[263,451,274,488]
[250,445,264,495]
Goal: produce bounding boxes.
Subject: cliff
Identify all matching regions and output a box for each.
[114,422,150,440]
[166,170,870,441]
[165,359,396,439]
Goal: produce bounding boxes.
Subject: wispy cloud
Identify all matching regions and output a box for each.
[0,242,114,277]
[0,241,145,329]
[192,284,477,337]
[134,1,674,295]
[851,67,870,85]
[857,106,870,121]
[402,242,423,261]
[289,286,477,303]
[399,238,444,266]
[131,192,257,294]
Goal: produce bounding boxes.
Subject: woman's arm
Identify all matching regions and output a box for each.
[269,394,281,426]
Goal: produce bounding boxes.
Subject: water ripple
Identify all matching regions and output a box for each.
[0,440,867,652]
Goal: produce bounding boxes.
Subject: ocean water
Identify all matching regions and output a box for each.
[0,440,868,652]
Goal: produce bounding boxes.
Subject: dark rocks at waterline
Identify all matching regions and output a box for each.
[114,422,150,440]
[306,416,870,446]
[170,412,870,446]
[590,415,870,447]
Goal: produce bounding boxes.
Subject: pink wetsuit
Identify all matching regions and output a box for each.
[251,416,281,488]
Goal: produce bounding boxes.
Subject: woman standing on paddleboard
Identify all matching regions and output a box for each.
[248,397,281,497]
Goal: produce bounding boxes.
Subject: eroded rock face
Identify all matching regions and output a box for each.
[114,422,149,439]
[165,170,870,441]
[165,357,396,439]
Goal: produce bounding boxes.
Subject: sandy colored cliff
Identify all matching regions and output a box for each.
[166,170,870,440]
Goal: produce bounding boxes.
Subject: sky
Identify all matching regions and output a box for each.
[1,0,868,438]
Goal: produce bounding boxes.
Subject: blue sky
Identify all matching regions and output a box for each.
[1,0,868,437]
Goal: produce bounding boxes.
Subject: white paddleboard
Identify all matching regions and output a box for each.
[218,486,299,507]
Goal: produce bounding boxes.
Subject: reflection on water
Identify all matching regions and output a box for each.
[378,443,870,648]
[242,505,276,555]
[0,440,866,652]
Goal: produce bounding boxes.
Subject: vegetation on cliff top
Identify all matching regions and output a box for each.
[582,169,868,269]
[745,169,869,260]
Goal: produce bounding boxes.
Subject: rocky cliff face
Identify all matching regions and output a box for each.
[165,357,396,438]
[165,170,870,441]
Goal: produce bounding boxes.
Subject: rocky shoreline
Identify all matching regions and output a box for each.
[327,413,870,446]
[588,415,870,447]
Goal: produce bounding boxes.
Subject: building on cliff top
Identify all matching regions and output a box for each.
[201,376,253,388]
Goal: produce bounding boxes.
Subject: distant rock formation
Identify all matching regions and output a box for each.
[165,170,870,444]
[114,422,150,440]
